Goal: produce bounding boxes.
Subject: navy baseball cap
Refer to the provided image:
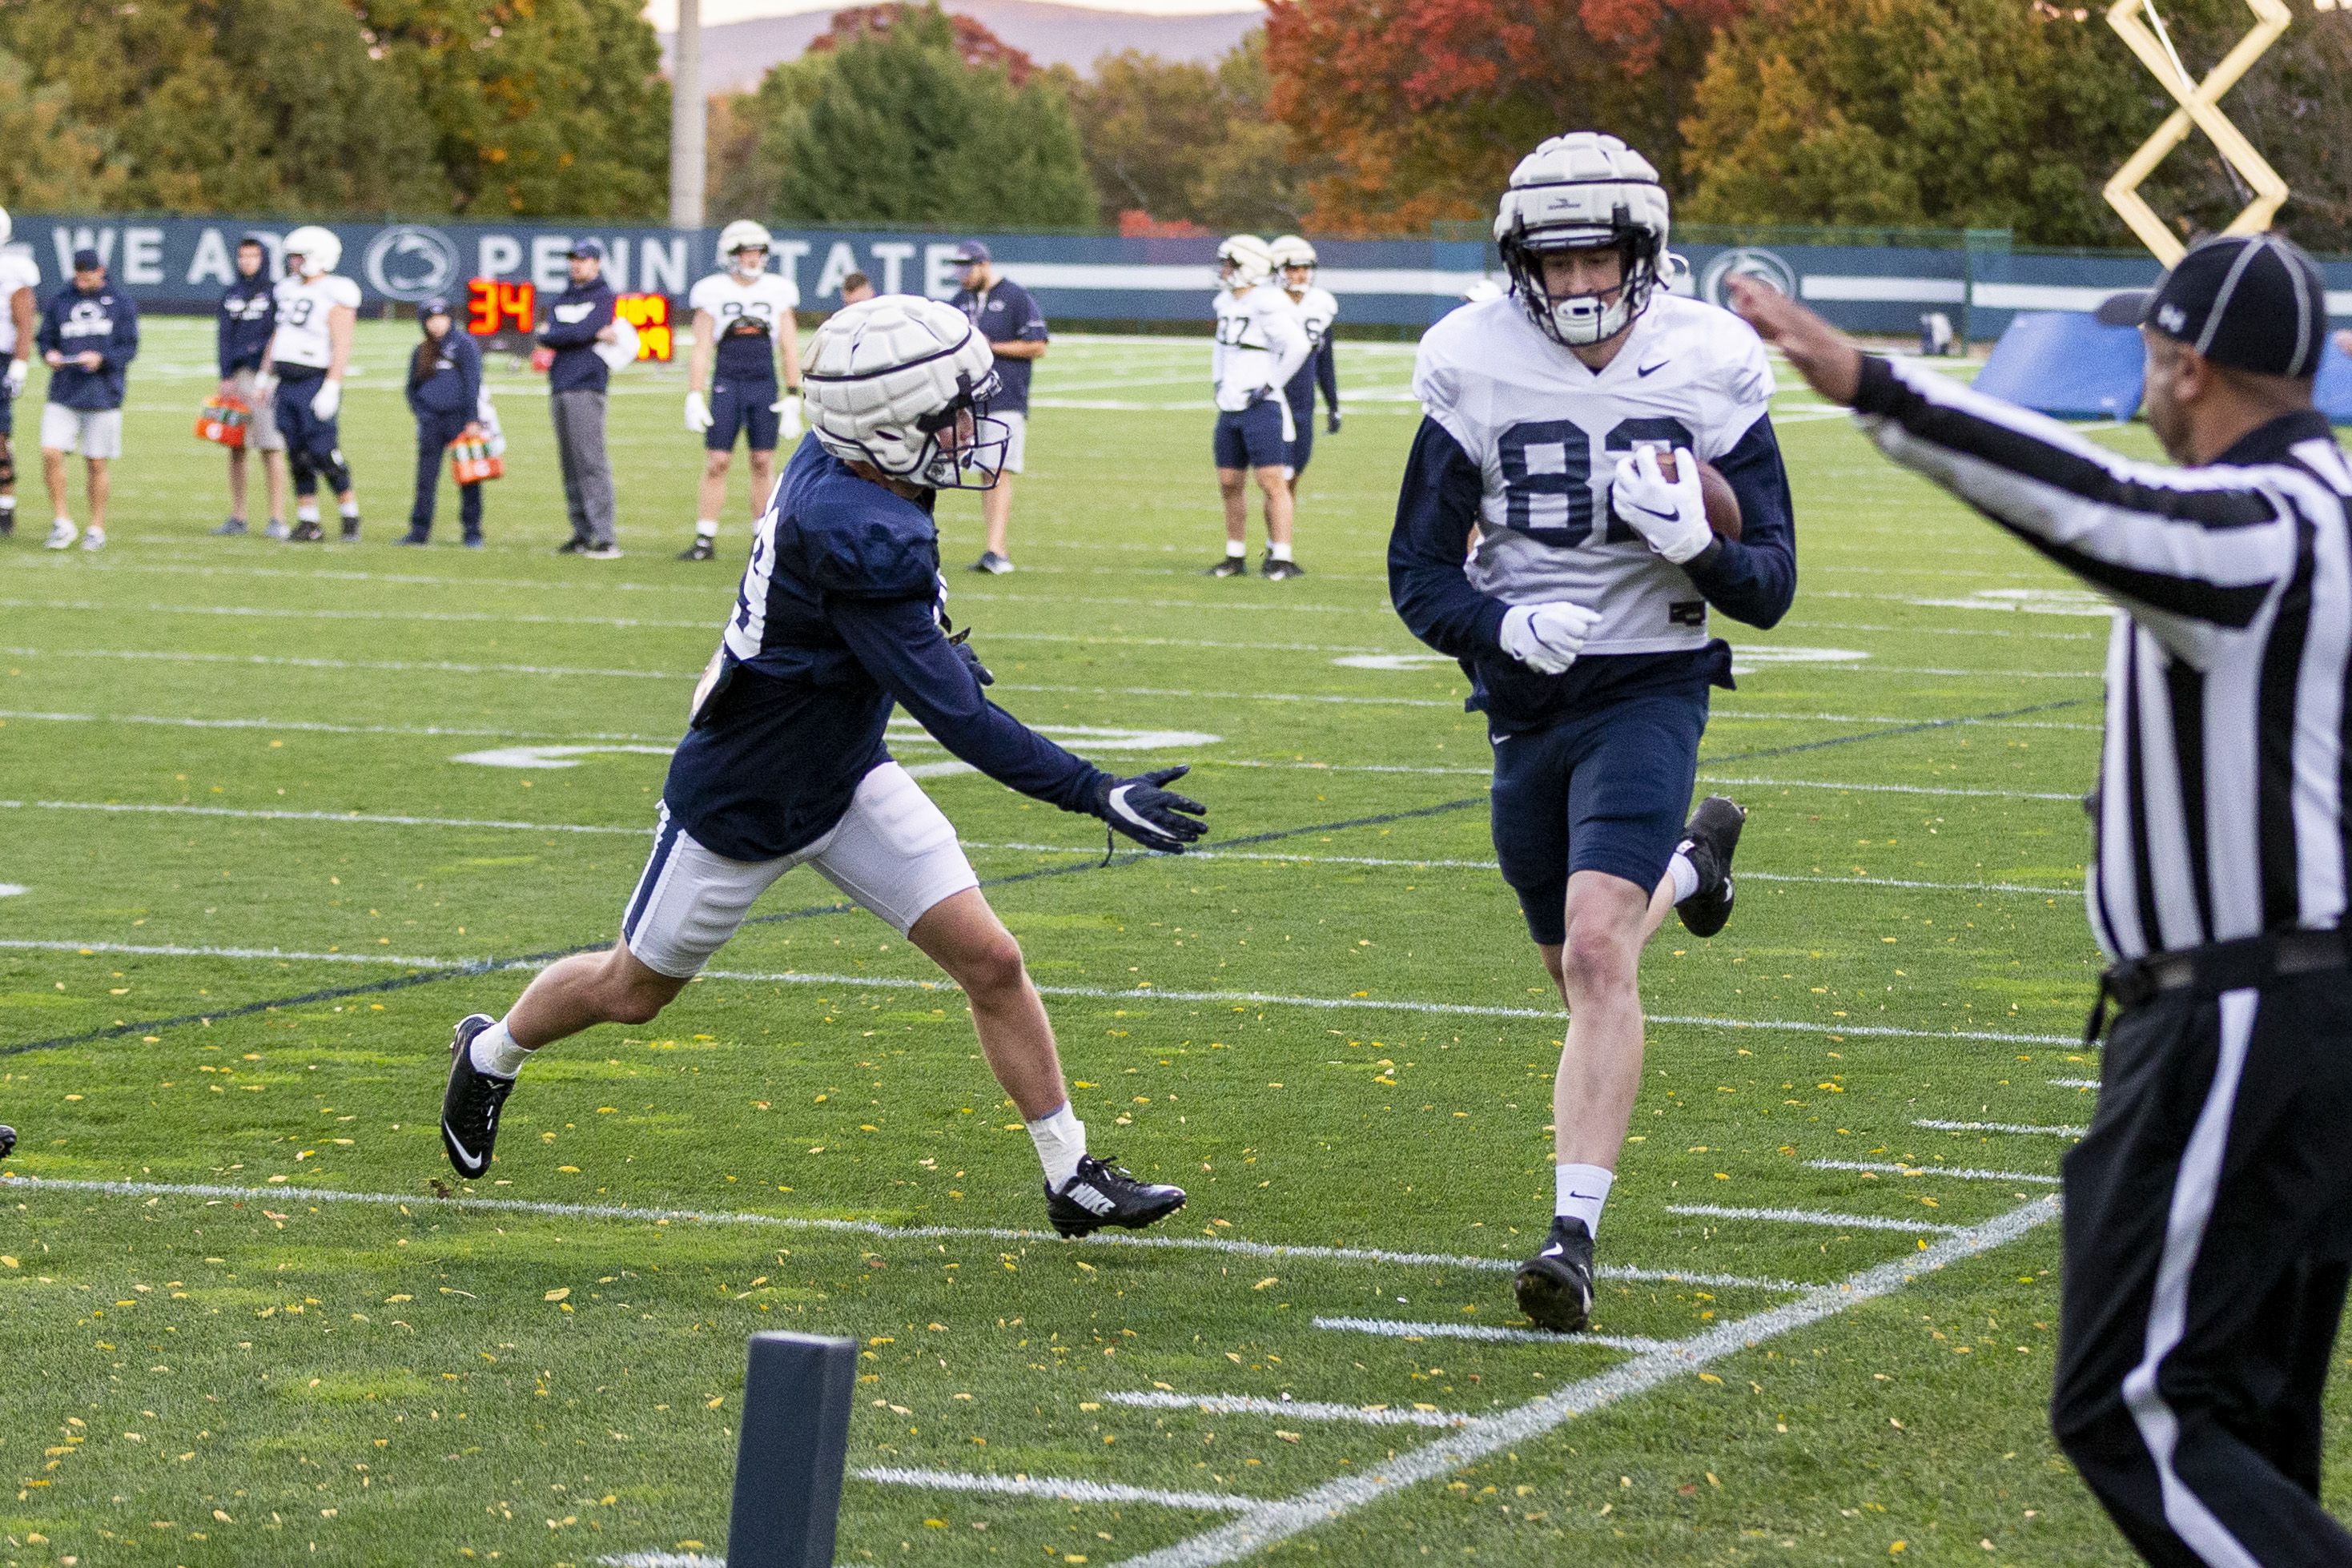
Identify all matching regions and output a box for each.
[949,240,991,265]
[417,295,453,318]
[568,238,605,260]
[70,247,101,271]
[2095,233,2330,377]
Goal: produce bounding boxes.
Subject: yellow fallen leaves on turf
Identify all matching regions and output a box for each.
[545,1289,570,1302]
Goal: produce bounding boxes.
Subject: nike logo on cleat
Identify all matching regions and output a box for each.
[1540,1244,1564,1258]
[1069,1184,1117,1216]
[445,1131,481,1169]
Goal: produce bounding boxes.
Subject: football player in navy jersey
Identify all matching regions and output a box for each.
[443,296,1205,1237]
[1390,132,1798,1332]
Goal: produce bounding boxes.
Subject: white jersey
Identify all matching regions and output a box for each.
[1288,284,1339,352]
[268,273,362,371]
[689,269,800,367]
[1211,284,1309,412]
[0,248,39,356]
[1413,291,1774,655]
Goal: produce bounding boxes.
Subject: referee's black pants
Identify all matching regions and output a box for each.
[2055,971,2352,1566]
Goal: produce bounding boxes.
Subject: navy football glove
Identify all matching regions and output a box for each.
[1326,408,1342,435]
[948,627,993,687]
[1094,765,1208,853]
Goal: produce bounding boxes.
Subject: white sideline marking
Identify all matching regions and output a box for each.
[0,799,649,835]
[0,884,24,898]
[1122,1197,2060,1568]
[1704,774,2082,802]
[1100,1392,1471,1429]
[599,1554,726,1568]
[0,706,671,743]
[1915,1119,2088,1137]
[1666,1204,1965,1236]
[2049,1078,2100,1089]
[1809,1160,2061,1186]
[1310,1317,1671,1351]
[0,937,2083,1047]
[855,1466,1250,1514]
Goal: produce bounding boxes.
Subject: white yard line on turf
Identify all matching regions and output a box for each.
[1119,1196,2059,1568]
[0,938,2084,1047]
[0,1176,1796,1292]
[1665,1204,1966,1236]
[1310,1318,1671,1351]
[0,799,651,835]
[855,1467,1251,1513]
[1914,1119,2088,1137]
[2049,1078,2099,1089]
[600,1555,725,1568]
[1100,1393,1471,1429]
[0,707,671,743]
[1703,774,2083,802]
[1807,1160,2061,1186]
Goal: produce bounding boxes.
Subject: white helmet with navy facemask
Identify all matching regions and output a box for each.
[1268,234,1316,284]
[1494,131,1672,348]
[802,296,1007,491]
[1216,233,1274,291]
[718,219,772,278]
[283,224,343,279]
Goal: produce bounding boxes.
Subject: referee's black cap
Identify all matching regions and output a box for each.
[2095,232,2330,378]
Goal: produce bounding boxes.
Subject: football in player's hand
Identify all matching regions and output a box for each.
[1656,449,1742,541]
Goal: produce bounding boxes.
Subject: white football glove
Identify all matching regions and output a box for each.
[251,370,278,402]
[1499,601,1602,676]
[773,394,803,440]
[685,390,712,432]
[3,359,25,396]
[1276,392,1297,445]
[311,379,341,420]
[1610,445,1713,565]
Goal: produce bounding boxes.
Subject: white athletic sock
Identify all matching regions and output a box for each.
[339,498,360,520]
[1667,849,1700,904]
[695,518,719,541]
[1268,541,1294,562]
[1027,1101,1088,1190]
[469,1017,532,1079]
[0,495,15,514]
[1554,1163,1614,1235]
[1224,539,1247,560]
[296,502,320,524]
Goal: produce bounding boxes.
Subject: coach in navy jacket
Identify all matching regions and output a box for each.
[538,248,617,395]
[537,239,620,553]
[38,261,138,412]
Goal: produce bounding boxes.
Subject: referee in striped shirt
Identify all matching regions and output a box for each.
[1733,235,2352,1567]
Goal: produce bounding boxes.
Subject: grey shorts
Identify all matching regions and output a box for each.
[231,367,288,452]
[40,404,122,460]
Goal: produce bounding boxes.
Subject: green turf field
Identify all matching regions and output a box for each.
[0,317,2290,1567]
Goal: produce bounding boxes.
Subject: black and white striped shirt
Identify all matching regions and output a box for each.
[1853,356,2352,963]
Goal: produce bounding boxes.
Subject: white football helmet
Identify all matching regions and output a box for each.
[1461,276,1505,304]
[802,296,1007,491]
[1269,234,1317,283]
[283,224,342,279]
[719,219,773,272]
[1216,234,1274,291]
[1493,131,1671,347]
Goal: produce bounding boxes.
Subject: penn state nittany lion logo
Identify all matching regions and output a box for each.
[1699,247,1799,309]
[364,225,461,304]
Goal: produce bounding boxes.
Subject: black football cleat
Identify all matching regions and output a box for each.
[1514,1216,1596,1333]
[1204,556,1247,577]
[440,1013,515,1181]
[0,1124,14,1160]
[678,537,716,561]
[1260,553,1305,581]
[285,518,325,543]
[340,517,361,544]
[1045,1154,1187,1238]
[1675,795,1747,939]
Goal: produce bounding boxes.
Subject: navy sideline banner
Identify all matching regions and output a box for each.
[10,214,2352,334]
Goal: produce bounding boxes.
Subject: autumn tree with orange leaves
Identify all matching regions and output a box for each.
[1265,0,1747,233]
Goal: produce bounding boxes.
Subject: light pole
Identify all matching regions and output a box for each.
[669,0,706,231]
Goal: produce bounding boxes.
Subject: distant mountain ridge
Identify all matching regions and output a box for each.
[661,0,1263,89]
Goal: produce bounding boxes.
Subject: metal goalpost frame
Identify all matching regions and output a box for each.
[2102,0,2293,265]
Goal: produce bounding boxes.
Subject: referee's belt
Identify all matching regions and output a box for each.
[2088,927,2352,1042]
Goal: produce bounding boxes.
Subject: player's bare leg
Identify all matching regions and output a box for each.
[1253,463,1300,577]
[746,448,778,518]
[1209,465,1250,575]
[40,447,66,529]
[86,457,109,537]
[698,447,733,529]
[907,887,1066,1117]
[262,450,287,530]
[227,445,248,521]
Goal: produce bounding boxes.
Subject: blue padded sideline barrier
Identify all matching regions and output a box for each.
[1972,311,2146,420]
[2316,335,2352,424]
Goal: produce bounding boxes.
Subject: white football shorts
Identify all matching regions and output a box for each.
[992,408,1027,476]
[39,404,122,460]
[620,761,979,978]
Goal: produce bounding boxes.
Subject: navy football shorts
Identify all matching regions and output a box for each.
[1488,688,1709,946]
[0,388,12,438]
[706,379,781,453]
[1212,400,1285,471]
[273,375,344,466]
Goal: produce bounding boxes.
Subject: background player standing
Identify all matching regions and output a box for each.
[400,297,488,548]
[0,208,36,541]
[36,247,138,553]
[1207,234,1309,579]
[947,240,1048,575]
[440,296,1208,1236]
[211,234,288,539]
[258,226,360,544]
[1389,131,1796,1333]
[1268,235,1340,501]
[541,239,621,558]
[680,219,802,561]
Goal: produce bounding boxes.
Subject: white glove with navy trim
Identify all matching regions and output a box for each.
[1499,601,1602,676]
[1610,444,1713,565]
[311,378,341,420]
[685,390,712,432]
[774,396,803,440]
[3,359,25,396]
[1093,765,1208,853]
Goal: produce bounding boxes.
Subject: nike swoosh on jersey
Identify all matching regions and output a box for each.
[1636,360,1668,376]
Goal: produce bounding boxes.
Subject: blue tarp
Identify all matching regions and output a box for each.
[1972,311,2147,420]
[2317,336,2352,424]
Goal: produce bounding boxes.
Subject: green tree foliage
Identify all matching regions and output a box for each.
[756,5,1097,228]
[0,46,127,211]
[354,0,669,219]
[1062,33,1312,233]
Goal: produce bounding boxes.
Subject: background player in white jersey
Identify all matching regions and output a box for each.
[1207,235,1310,579]
[680,219,803,561]
[1389,131,1798,1333]
[0,209,37,540]
[1268,235,1340,502]
[258,225,361,543]
[441,296,1207,1238]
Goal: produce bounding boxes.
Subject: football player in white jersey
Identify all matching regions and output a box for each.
[258,225,362,543]
[0,208,38,540]
[680,219,804,561]
[1389,131,1798,1333]
[1207,235,1311,578]
[1268,235,1340,501]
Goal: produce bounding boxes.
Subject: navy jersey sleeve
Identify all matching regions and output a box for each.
[1013,287,1047,342]
[217,296,234,377]
[1389,416,1508,657]
[1315,335,1337,411]
[1679,414,1796,630]
[831,594,1109,813]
